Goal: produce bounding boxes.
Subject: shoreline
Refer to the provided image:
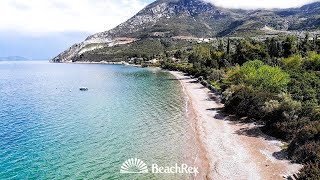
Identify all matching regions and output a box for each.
[61,61,142,67]
[178,72,210,180]
[169,71,302,180]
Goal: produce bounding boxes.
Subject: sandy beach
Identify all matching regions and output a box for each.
[170,71,302,180]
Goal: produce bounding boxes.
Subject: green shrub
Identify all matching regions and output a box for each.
[225,60,290,93]
[223,85,273,119]
[208,69,226,82]
[288,120,320,163]
[304,51,320,71]
[160,38,320,178]
[260,93,302,139]
[281,55,303,69]
[287,71,320,104]
[298,163,320,180]
[311,106,320,121]
[289,140,320,163]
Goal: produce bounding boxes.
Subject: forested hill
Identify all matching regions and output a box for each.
[52,0,320,63]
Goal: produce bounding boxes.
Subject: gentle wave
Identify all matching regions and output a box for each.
[0,62,196,179]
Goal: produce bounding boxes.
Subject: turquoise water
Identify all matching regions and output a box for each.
[0,61,196,179]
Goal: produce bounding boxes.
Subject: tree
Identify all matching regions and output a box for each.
[210,51,223,68]
[301,33,311,55]
[234,41,247,65]
[218,39,224,52]
[268,37,281,58]
[174,50,182,59]
[233,40,269,65]
[225,60,290,93]
[282,36,297,58]
[281,55,303,69]
[287,70,320,104]
[188,52,198,64]
[313,35,320,53]
[303,51,320,71]
[227,38,231,55]
[190,44,214,68]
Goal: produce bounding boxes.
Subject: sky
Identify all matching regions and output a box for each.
[0,0,317,59]
[204,0,317,9]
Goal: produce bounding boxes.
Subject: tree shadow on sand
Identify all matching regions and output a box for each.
[205,92,292,162]
[166,77,190,81]
[169,73,293,163]
[272,149,289,160]
[166,76,199,83]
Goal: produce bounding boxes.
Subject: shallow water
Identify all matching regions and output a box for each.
[0,61,197,179]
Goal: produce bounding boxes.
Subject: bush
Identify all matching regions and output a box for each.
[287,71,320,104]
[281,55,303,69]
[288,120,320,163]
[225,60,290,93]
[303,51,320,71]
[298,163,320,180]
[161,61,193,73]
[208,69,226,82]
[233,40,269,65]
[223,85,274,119]
[311,106,320,121]
[289,140,320,163]
[260,93,302,139]
[161,38,320,178]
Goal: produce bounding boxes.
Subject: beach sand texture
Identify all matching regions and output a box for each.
[170,71,302,180]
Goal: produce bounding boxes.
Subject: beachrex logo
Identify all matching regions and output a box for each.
[152,163,199,176]
[120,158,199,176]
[120,158,148,174]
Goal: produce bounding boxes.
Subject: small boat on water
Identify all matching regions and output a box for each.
[79,87,88,91]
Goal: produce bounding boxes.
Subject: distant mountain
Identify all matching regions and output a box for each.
[0,56,28,61]
[52,0,320,63]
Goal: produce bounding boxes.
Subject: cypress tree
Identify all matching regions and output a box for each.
[282,36,297,58]
[227,38,231,55]
[218,39,224,52]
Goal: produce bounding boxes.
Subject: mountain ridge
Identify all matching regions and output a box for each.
[52,0,320,62]
[0,56,28,61]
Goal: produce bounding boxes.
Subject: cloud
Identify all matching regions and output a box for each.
[203,0,318,9]
[1,0,317,34]
[0,0,148,34]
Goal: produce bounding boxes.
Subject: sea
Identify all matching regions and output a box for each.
[0,61,197,179]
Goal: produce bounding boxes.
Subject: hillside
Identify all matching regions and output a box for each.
[0,56,28,61]
[51,0,320,63]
